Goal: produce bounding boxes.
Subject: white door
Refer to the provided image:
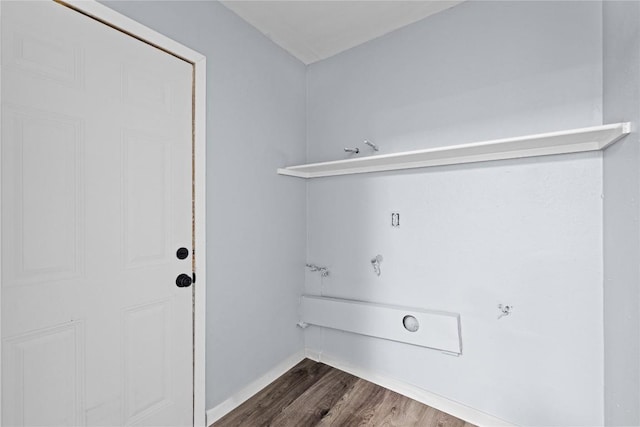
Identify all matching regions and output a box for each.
[1,1,194,426]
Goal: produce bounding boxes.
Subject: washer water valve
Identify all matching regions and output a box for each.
[306,263,329,278]
[497,304,513,319]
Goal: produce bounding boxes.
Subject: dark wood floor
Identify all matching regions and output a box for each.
[212,358,475,427]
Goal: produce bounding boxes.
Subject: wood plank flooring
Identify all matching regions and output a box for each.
[212,359,476,427]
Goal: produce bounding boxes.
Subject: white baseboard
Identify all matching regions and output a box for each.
[305,349,516,427]
[206,347,515,427]
[205,350,306,426]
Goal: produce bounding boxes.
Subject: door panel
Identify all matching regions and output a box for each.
[2,106,84,286]
[123,299,172,424]
[1,2,194,426]
[3,322,85,427]
[123,129,172,269]
[6,29,84,89]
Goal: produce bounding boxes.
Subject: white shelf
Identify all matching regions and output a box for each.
[277,123,631,179]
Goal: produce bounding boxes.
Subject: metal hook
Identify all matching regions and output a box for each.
[364,140,379,152]
[344,147,360,154]
[371,255,383,276]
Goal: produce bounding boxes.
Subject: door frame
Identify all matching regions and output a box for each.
[0,1,207,425]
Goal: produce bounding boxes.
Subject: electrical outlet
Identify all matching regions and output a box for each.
[391,212,400,228]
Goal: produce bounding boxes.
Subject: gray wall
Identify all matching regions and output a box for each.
[603,2,640,425]
[102,0,307,410]
[305,1,604,425]
[94,1,640,424]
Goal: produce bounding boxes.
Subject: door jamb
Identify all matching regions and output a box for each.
[0,2,208,425]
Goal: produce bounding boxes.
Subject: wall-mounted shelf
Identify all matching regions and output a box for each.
[278,123,631,179]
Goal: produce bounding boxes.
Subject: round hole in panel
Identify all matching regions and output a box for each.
[402,315,419,332]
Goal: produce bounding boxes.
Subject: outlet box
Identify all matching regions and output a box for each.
[391,212,400,228]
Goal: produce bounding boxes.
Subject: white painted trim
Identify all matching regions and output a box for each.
[60,0,205,63]
[305,349,516,427]
[0,2,207,425]
[204,346,514,427]
[192,54,208,427]
[205,350,307,426]
[278,122,631,179]
[0,2,4,423]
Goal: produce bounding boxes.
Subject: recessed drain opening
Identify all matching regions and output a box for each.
[402,315,419,332]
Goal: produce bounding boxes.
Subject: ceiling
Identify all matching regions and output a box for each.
[220,1,465,64]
